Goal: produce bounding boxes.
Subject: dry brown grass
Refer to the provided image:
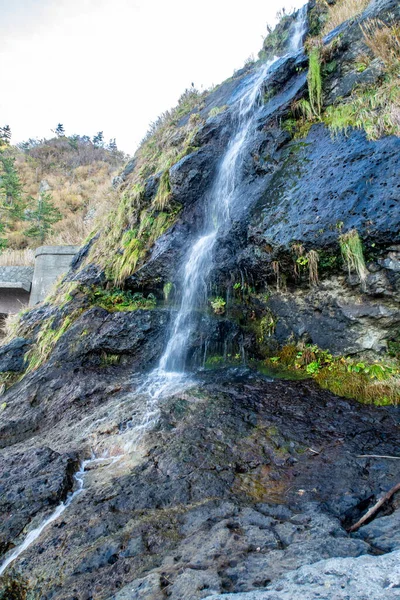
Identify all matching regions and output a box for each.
[0,310,26,342]
[321,0,370,36]
[362,18,400,67]
[0,248,35,266]
[4,140,124,251]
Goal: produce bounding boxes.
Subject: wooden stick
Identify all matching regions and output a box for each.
[349,482,400,532]
[357,455,400,460]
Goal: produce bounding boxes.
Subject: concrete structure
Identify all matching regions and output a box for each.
[29,245,80,306]
[0,267,34,315]
[0,246,79,315]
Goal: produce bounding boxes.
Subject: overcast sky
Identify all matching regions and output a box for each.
[0,0,305,154]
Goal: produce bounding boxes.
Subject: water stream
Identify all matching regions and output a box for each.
[0,5,307,577]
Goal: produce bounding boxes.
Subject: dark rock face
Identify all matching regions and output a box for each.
[0,338,32,373]
[0,370,399,599]
[0,1,399,598]
[251,126,400,249]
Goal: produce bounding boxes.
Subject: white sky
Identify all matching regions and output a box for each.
[0,0,305,154]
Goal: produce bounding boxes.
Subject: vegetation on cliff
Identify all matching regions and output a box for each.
[0,129,125,263]
[1,0,399,406]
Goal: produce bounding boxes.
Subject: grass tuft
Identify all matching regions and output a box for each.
[339,229,368,281]
[321,0,370,36]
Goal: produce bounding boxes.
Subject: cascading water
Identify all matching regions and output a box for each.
[159,6,307,375]
[0,5,308,577]
[158,63,274,373]
[289,3,308,53]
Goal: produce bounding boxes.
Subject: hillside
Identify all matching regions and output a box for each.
[0,1,399,599]
[0,133,125,262]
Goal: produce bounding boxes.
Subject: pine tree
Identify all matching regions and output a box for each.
[54,123,65,137]
[0,155,24,216]
[0,125,11,145]
[0,223,7,253]
[108,138,117,152]
[93,131,104,147]
[24,192,62,243]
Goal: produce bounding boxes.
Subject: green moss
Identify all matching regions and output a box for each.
[258,14,292,61]
[87,288,157,312]
[388,340,400,360]
[308,2,329,37]
[24,313,78,373]
[0,371,21,395]
[263,343,400,405]
[208,105,228,118]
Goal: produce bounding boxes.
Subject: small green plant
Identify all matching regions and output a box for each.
[208,105,228,118]
[163,281,173,302]
[265,342,399,404]
[339,229,368,282]
[88,288,157,312]
[306,360,320,375]
[296,256,308,267]
[307,44,323,118]
[100,352,120,367]
[210,296,226,315]
[259,314,277,339]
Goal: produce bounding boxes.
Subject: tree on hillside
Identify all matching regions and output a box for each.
[54,123,65,137]
[0,125,11,145]
[24,192,62,243]
[93,131,104,147]
[108,138,118,152]
[0,223,7,253]
[0,155,25,217]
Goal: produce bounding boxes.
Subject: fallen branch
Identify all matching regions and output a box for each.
[357,455,400,460]
[349,482,400,532]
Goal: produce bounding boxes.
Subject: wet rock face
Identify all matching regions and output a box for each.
[250,125,400,249]
[0,369,399,599]
[0,448,78,556]
[0,307,169,449]
[0,338,32,373]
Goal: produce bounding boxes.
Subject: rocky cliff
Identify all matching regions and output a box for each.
[0,1,399,599]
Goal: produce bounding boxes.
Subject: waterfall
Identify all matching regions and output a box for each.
[159,5,308,374]
[289,3,308,53]
[0,4,308,578]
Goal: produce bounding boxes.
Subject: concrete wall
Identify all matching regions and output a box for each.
[0,266,34,292]
[29,246,80,306]
[0,267,34,315]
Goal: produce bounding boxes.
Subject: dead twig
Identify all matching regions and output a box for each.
[357,454,400,460]
[349,482,400,532]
